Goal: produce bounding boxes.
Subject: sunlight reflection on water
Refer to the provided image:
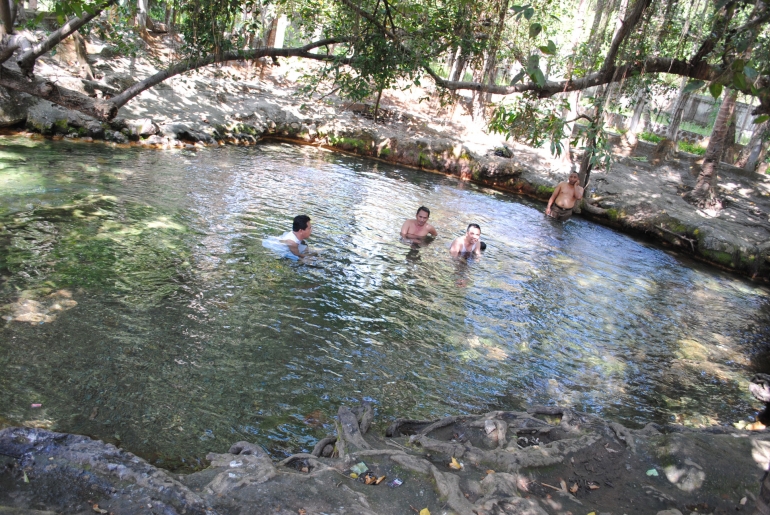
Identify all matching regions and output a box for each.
[0,137,768,469]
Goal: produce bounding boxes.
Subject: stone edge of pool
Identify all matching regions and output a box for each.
[0,404,766,515]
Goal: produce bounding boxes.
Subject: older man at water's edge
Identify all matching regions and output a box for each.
[546,172,585,221]
[450,223,482,257]
[279,215,313,258]
[401,206,437,240]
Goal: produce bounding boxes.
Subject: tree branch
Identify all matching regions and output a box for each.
[601,0,652,73]
[16,0,118,74]
[108,38,352,112]
[689,0,735,65]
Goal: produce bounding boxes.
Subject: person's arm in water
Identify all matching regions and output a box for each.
[427,224,438,237]
[545,182,563,216]
[449,237,462,257]
[400,220,413,237]
[281,240,304,258]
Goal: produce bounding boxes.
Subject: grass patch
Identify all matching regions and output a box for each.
[639,131,664,144]
[678,140,706,155]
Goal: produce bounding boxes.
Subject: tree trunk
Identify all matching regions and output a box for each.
[0,0,15,36]
[686,90,738,208]
[736,120,769,171]
[477,0,509,114]
[723,117,738,164]
[449,49,467,82]
[628,87,647,134]
[561,91,580,165]
[136,0,148,32]
[74,31,94,80]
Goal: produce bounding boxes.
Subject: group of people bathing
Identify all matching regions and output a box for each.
[278,172,584,259]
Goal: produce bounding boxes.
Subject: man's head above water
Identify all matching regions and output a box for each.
[292,215,312,239]
[416,206,430,226]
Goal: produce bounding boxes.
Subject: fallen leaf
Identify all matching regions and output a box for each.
[420,509,430,515]
[92,505,108,514]
[588,482,600,490]
[604,443,619,453]
[587,512,596,515]
[740,497,747,505]
[486,469,495,475]
[350,473,358,479]
[300,466,309,473]
[449,457,463,470]
[747,421,767,431]
[23,471,29,483]
[559,479,567,492]
[569,482,578,493]
[375,475,386,485]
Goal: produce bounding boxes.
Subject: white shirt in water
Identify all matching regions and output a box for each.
[261,231,307,260]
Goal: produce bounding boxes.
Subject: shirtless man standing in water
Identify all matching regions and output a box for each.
[401,206,438,239]
[450,224,482,257]
[546,172,585,221]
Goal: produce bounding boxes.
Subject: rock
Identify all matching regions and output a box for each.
[159,123,216,145]
[127,118,158,137]
[26,101,97,136]
[139,135,166,146]
[656,510,683,515]
[0,87,36,127]
[104,130,128,144]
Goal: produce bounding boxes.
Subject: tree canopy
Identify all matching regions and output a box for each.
[0,0,768,122]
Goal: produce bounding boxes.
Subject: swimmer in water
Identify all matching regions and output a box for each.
[449,223,482,257]
[279,215,314,258]
[401,206,438,240]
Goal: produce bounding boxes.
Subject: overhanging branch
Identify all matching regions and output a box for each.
[16,0,118,74]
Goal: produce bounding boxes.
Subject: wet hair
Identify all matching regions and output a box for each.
[480,241,487,251]
[293,215,311,232]
[417,206,430,216]
[467,223,481,233]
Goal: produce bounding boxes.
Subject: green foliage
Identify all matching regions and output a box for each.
[639,131,664,144]
[678,140,706,155]
[489,93,570,157]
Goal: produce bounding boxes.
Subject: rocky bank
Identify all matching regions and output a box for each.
[0,32,769,279]
[2,403,769,515]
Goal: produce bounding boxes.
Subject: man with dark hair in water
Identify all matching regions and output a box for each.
[546,172,584,221]
[450,223,482,257]
[279,215,313,257]
[401,206,438,239]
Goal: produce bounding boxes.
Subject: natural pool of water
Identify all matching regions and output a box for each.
[0,136,768,469]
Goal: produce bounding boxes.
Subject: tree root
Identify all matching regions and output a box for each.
[311,436,337,458]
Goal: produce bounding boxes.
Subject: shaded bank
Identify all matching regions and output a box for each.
[1,404,767,515]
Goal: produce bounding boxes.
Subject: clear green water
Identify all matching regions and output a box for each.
[0,136,768,470]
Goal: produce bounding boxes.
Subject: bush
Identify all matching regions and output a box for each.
[639,131,664,143]
[678,140,706,155]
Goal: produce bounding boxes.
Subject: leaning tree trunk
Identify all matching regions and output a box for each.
[685,90,738,208]
[736,120,769,171]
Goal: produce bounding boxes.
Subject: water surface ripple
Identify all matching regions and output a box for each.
[0,138,767,468]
